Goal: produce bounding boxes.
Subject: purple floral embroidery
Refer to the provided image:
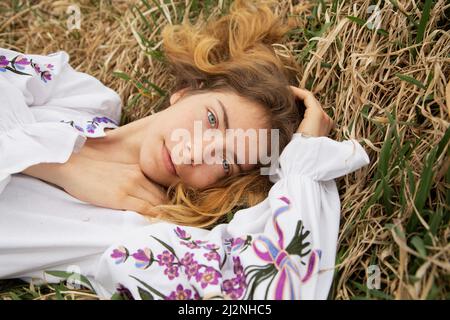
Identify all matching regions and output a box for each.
[174,227,191,240]
[152,235,223,284]
[195,267,221,289]
[246,196,320,300]
[0,54,54,82]
[122,235,223,284]
[184,262,200,280]
[232,238,245,250]
[86,123,96,134]
[110,246,129,264]
[157,250,175,266]
[60,116,117,134]
[0,54,32,77]
[205,243,219,250]
[32,63,40,73]
[166,284,192,300]
[180,239,211,250]
[164,284,201,300]
[180,241,200,249]
[41,70,52,83]
[108,195,318,300]
[224,236,252,254]
[164,265,179,280]
[223,279,244,299]
[0,55,9,71]
[180,252,194,266]
[204,251,221,262]
[12,55,30,70]
[29,59,53,82]
[93,116,117,125]
[222,256,246,299]
[233,256,244,275]
[86,117,118,133]
[132,248,153,269]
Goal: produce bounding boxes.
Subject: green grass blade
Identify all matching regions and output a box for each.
[45,270,95,291]
[410,235,427,258]
[395,73,427,89]
[113,71,131,81]
[416,0,433,44]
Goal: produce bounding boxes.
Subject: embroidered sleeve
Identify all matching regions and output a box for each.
[60,116,119,138]
[0,76,86,194]
[0,53,53,82]
[0,47,123,191]
[0,47,122,127]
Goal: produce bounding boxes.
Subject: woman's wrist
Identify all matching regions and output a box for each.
[296,131,314,138]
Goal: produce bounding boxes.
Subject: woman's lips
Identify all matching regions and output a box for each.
[162,143,177,177]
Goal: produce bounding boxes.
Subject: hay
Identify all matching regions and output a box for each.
[0,0,448,300]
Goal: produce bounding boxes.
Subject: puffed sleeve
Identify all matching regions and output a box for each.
[277,132,371,181]
[90,134,370,300]
[0,48,122,194]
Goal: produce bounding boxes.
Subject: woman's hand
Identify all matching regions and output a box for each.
[290,86,334,137]
[22,154,167,216]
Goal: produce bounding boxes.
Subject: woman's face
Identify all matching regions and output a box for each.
[139,89,270,189]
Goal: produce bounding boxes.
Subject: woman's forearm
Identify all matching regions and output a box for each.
[21,155,77,190]
[21,153,167,215]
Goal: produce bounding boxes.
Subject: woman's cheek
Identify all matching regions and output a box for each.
[188,166,223,189]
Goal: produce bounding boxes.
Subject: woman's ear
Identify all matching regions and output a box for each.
[169,87,190,106]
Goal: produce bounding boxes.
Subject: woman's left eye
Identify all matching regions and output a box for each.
[207,110,217,128]
[222,158,230,173]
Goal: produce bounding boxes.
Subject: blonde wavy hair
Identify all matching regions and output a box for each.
[150,0,304,228]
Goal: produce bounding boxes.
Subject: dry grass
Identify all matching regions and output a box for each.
[0,0,448,300]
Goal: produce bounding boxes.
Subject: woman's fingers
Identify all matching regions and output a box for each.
[289,86,322,111]
[139,179,167,204]
[328,116,335,132]
[290,85,335,137]
[122,177,168,215]
[289,85,311,100]
[130,184,165,206]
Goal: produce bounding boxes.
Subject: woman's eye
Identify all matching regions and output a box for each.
[222,158,230,173]
[207,110,217,128]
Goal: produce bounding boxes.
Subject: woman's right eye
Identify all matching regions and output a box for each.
[207,110,217,128]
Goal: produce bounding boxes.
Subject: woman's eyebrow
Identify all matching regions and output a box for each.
[216,98,229,129]
[216,98,243,172]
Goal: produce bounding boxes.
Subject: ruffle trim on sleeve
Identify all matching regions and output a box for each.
[59,115,119,138]
[0,122,87,194]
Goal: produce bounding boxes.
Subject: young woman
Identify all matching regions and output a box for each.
[0,1,369,299]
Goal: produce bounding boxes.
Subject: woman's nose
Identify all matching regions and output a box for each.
[182,141,201,167]
[180,136,225,167]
